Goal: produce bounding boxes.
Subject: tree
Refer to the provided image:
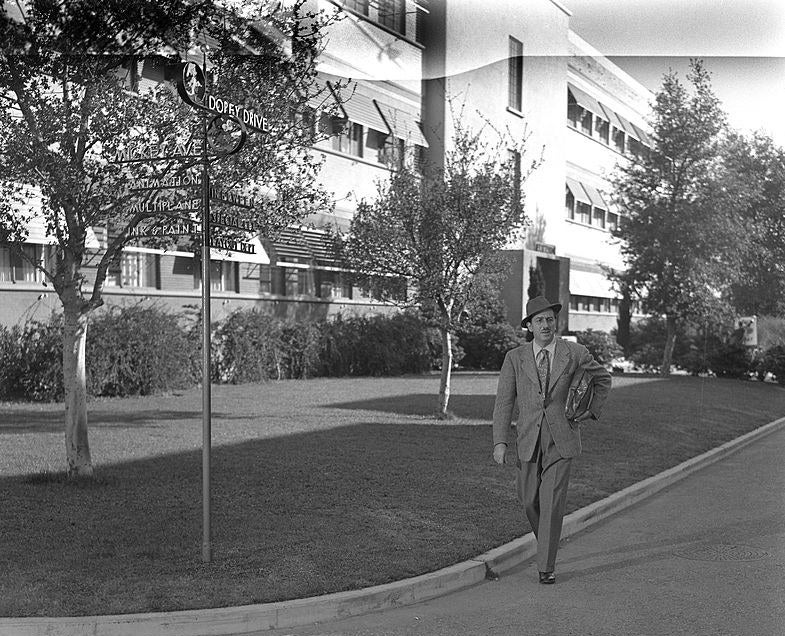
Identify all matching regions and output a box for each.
[527,263,544,300]
[717,131,785,316]
[0,0,336,476]
[339,123,539,416]
[611,59,742,376]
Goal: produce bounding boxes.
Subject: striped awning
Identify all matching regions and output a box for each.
[567,83,602,115]
[570,269,615,298]
[580,182,607,209]
[615,112,639,140]
[566,177,591,205]
[331,83,390,133]
[598,102,624,130]
[630,122,654,147]
[271,227,313,264]
[374,101,429,147]
[301,228,341,266]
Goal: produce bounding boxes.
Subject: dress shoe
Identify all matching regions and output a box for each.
[538,571,555,584]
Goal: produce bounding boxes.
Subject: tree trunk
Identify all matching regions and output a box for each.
[63,305,93,478]
[660,315,677,378]
[438,327,453,417]
[617,294,632,356]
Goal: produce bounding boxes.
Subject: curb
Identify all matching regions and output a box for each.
[4,416,784,636]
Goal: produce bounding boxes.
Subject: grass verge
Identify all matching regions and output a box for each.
[0,373,783,617]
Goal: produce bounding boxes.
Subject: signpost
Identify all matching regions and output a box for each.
[112,59,262,562]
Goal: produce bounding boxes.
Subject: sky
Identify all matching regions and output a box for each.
[565,0,785,145]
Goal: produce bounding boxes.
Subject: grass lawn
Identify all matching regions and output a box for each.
[1,373,784,617]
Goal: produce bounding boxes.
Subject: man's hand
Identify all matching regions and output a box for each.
[572,411,594,424]
[493,443,507,465]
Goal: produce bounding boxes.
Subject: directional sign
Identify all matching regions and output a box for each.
[109,140,204,164]
[127,198,201,214]
[209,236,257,254]
[208,211,256,231]
[127,174,202,192]
[129,220,199,238]
[172,61,267,134]
[209,186,255,209]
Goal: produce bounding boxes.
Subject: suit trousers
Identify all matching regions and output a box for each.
[516,416,573,572]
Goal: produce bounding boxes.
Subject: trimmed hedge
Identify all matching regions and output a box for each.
[0,306,444,401]
[87,304,198,397]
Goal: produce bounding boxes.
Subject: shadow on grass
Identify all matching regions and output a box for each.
[330,393,495,420]
[1,375,784,617]
[0,409,256,435]
[0,421,523,617]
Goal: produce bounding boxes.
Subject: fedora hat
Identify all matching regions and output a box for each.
[522,295,562,327]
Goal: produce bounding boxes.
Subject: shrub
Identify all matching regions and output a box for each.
[338,312,433,376]
[574,329,623,367]
[707,342,754,379]
[456,322,519,370]
[757,315,785,350]
[87,303,197,397]
[212,309,285,383]
[762,345,785,386]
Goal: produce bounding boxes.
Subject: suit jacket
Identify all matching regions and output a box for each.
[493,338,612,462]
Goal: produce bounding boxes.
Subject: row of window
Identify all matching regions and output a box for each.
[569,295,642,315]
[328,119,410,167]
[565,188,620,232]
[0,245,368,301]
[566,89,652,159]
[342,0,422,41]
[568,104,650,158]
[0,245,47,284]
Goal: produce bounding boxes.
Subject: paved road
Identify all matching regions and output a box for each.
[256,426,785,636]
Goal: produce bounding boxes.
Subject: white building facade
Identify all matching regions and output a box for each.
[0,0,653,333]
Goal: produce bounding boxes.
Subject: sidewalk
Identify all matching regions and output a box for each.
[4,417,784,636]
[258,422,785,636]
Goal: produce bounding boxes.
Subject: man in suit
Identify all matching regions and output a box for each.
[492,296,612,584]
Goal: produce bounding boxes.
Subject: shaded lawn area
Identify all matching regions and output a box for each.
[1,373,784,617]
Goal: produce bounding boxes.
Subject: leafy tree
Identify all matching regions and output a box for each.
[338,123,539,416]
[610,60,742,376]
[0,0,335,476]
[717,131,785,316]
[527,263,544,300]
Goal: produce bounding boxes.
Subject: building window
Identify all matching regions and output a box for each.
[378,135,405,168]
[575,201,591,225]
[579,109,592,136]
[259,264,272,294]
[278,266,312,296]
[570,294,615,313]
[567,101,581,128]
[105,251,159,288]
[565,188,575,220]
[344,0,369,15]
[377,0,405,34]
[508,37,523,111]
[209,260,238,292]
[607,212,619,232]
[592,207,606,229]
[318,270,352,299]
[628,136,644,158]
[0,244,47,284]
[595,116,610,144]
[333,121,364,157]
[415,0,427,43]
[612,127,625,153]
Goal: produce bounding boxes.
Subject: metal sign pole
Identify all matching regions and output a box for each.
[200,109,212,564]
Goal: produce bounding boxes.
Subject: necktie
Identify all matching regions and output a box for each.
[537,349,550,395]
